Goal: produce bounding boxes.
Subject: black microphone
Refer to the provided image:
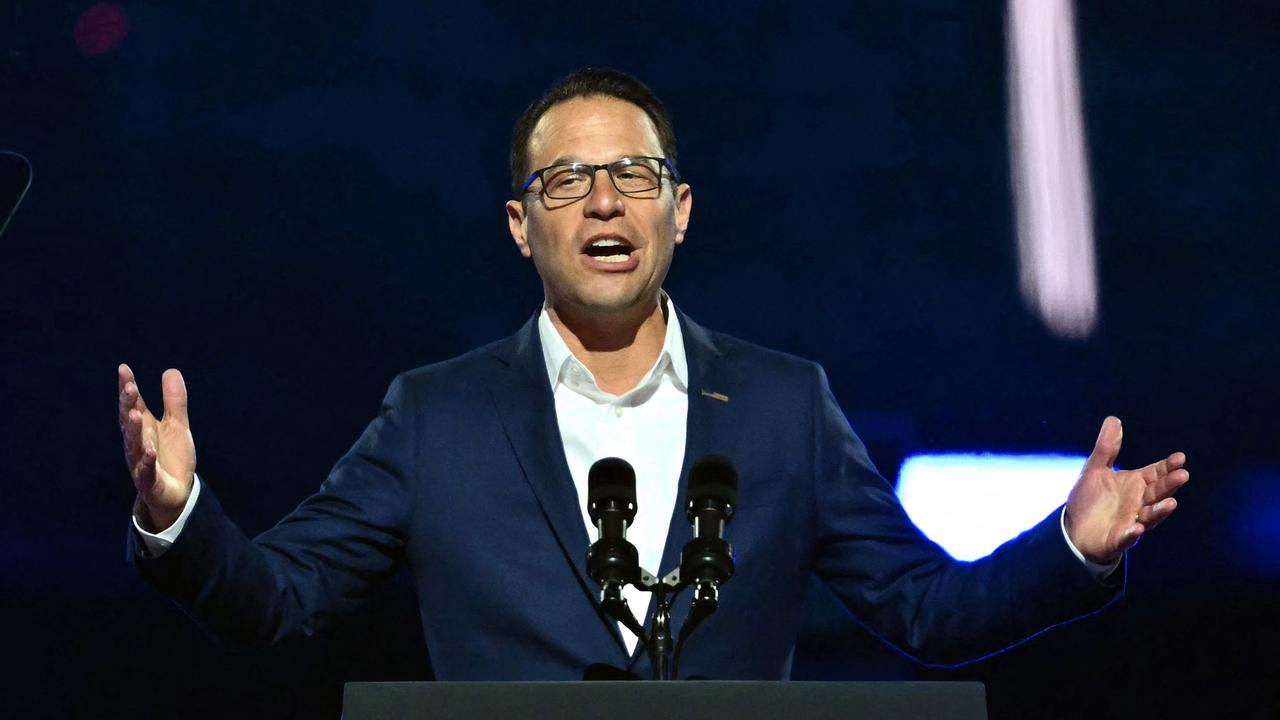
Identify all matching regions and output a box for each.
[672,455,738,679]
[681,454,737,587]
[585,458,645,639]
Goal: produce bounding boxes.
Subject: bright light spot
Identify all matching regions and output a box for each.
[896,453,1084,561]
[75,3,129,57]
[1007,0,1097,340]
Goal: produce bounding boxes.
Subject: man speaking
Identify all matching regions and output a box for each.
[117,68,1189,679]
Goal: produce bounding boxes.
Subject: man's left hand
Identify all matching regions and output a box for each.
[1065,416,1190,564]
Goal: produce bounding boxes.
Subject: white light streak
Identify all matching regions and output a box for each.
[1007,0,1098,339]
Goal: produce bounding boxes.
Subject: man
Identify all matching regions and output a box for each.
[118,68,1189,679]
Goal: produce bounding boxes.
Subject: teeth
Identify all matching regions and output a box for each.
[590,238,624,248]
[597,254,629,263]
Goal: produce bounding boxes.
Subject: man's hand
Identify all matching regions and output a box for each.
[118,364,196,532]
[1065,416,1189,564]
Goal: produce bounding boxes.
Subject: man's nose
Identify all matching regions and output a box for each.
[583,168,625,219]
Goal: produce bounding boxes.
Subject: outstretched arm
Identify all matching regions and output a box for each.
[1065,416,1189,565]
[124,369,416,649]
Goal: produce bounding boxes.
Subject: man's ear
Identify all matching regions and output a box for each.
[673,183,692,246]
[506,199,531,258]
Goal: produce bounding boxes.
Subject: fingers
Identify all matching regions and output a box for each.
[118,364,137,428]
[118,367,150,418]
[119,365,192,498]
[117,363,132,397]
[119,366,149,468]
[1119,523,1146,553]
[1137,496,1178,527]
[161,368,189,427]
[1143,466,1190,506]
[1141,451,1189,504]
[132,444,157,492]
[122,406,154,478]
[1084,416,1123,471]
[119,366,188,427]
[118,364,164,481]
[1148,451,1187,483]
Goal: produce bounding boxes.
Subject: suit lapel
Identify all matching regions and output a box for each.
[486,316,623,648]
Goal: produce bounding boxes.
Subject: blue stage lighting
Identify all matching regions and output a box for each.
[895,453,1085,561]
[1235,467,1280,577]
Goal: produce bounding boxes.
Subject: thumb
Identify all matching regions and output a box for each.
[1084,416,1122,471]
[161,368,189,426]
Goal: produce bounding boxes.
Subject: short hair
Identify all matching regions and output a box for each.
[510,68,679,197]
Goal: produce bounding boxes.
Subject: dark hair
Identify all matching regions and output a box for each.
[510,68,678,197]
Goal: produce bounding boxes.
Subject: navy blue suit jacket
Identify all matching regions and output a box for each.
[132,311,1120,679]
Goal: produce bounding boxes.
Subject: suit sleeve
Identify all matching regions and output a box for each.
[808,366,1122,667]
[128,374,418,648]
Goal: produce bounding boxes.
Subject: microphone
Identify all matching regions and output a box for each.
[672,454,738,679]
[585,458,645,638]
[681,454,737,589]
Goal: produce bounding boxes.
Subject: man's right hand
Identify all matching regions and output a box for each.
[118,364,197,532]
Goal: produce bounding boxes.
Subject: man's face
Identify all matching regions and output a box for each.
[507,96,692,320]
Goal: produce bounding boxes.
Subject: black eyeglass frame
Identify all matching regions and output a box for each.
[520,156,681,199]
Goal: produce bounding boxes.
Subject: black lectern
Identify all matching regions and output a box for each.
[342,681,987,720]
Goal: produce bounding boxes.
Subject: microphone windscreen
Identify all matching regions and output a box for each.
[688,454,738,506]
[587,457,637,511]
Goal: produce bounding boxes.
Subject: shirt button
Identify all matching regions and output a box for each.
[613,405,623,418]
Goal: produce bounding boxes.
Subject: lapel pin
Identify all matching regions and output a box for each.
[700,390,730,403]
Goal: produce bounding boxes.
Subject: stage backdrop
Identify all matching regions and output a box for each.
[2,2,1276,718]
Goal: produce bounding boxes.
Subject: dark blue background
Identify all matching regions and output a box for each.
[2,2,1277,718]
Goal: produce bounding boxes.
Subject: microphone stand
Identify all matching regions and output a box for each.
[595,564,689,680]
[596,537,734,679]
[599,565,717,680]
[648,579,674,681]
[637,567,686,680]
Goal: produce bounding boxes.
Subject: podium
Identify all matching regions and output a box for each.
[342,681,987,719]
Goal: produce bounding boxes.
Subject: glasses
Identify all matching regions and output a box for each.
[521,156,680,200]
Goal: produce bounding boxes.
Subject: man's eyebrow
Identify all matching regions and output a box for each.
[542,154,652,167]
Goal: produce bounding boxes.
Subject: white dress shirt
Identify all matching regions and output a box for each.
[537,297,689,655]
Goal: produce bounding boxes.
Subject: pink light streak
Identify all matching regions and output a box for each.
[1007,0,1098,339]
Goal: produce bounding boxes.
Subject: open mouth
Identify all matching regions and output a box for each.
[582,236,635,264]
